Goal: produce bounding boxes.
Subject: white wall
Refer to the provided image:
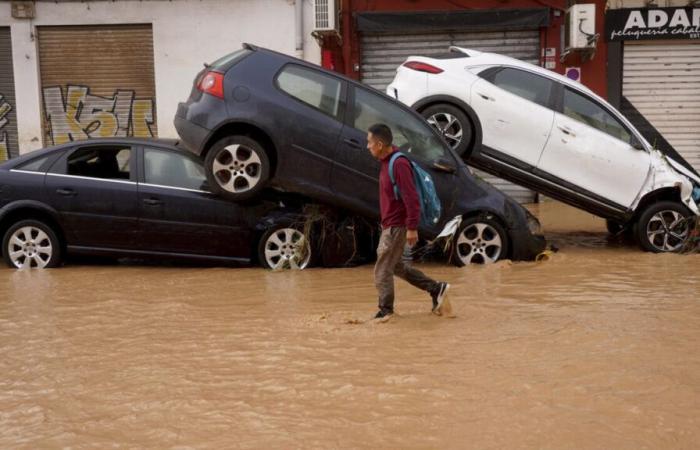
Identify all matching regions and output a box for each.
[0,0,322,154]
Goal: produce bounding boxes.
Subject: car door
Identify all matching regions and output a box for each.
[137,145,253,258]
[332,85,461,229]
[273,64,346,199]
[45,144,138,248]
[537,86,650,209]
[470,67,556,168]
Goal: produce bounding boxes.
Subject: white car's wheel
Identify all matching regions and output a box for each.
[635,201,694,253]
[422,104,473,157]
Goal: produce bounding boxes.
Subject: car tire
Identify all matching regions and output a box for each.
[2,219,63,269]
[451,214,509,266]
[421,104,474,157]
[257,223,313,270]
[204,135,271,201]
[635,201,694,253]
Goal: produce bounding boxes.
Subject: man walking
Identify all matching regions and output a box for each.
[367,123,449,321]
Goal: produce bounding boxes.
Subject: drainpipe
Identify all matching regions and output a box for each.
[295,0,304,60]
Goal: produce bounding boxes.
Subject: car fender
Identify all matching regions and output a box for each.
[0,200,61,223]
[633,150,699,216]
[203,117,283,161]
[411,95,483,154]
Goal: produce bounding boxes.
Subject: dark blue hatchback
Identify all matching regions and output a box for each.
[175,43,546,264]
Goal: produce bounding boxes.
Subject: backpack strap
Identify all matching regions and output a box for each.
[388,151,407,200]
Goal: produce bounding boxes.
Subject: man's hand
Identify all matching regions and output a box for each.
[406,229,418,247]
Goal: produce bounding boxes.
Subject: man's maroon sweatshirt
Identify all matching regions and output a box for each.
[379,149,420,231]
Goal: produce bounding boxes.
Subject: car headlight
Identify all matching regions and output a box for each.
[525,209,542,235]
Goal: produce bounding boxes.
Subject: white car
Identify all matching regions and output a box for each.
[387,47,700,253]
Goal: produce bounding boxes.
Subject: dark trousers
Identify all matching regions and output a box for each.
[374,227,439,313]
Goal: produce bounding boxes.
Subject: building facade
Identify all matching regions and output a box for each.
[0,0,321,159]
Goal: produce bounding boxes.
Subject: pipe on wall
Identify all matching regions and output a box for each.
[295,0,304,59]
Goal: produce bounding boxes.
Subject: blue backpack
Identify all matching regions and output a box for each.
[388,152,442,227]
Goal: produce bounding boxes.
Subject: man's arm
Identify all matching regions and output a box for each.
[394,158,420,245]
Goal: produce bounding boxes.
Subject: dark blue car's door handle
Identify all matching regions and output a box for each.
[56,188,76,197]
[343,138,363,149]
[142,198,163,206]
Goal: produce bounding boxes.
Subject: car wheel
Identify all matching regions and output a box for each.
[635,201,694,253]
[452,215,509,266]
[422,104,473,157]
[257,224,312,270]
[2,219,62,269]
[204,136,270,201]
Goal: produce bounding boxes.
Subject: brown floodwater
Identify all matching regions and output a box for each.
[1,201,699,449]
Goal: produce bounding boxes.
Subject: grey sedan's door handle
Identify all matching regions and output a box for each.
[56,188,76,197]
[343,138,363,149]
[476,92,495,101]
[142,198,163,206]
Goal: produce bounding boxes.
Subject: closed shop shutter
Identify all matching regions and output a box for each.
[0,27,18,160]
[37,24,158,146]
[360,30,540,203]
[623,41,700,173]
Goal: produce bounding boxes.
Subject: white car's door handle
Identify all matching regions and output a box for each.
[558,125,576,137]
[476,92,495,101]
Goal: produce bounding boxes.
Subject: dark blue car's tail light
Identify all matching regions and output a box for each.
[197,71,225,99]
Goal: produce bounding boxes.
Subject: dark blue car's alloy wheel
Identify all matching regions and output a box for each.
[263,227,311,270]
[212,144,263,194]
[6,225,54,269]
[455,222,503,264]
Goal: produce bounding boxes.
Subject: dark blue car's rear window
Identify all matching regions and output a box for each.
[209,49,252,71]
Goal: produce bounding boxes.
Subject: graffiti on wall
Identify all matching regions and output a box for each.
[43,85,156,145]
[0,95,12,161]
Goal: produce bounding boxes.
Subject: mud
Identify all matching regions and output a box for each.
[1,201,699,449]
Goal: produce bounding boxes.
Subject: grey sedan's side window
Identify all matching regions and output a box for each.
[562,88,632,144]
[277,65,343,118]
[144,148,207,191]
[66,146,131,180]
[490,68,554,108]
[353,88,449,163]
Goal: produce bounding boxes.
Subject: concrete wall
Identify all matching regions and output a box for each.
[0,0,321,155]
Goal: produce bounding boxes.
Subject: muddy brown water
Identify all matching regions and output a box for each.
[1,201,699,449]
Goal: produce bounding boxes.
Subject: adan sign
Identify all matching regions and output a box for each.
[605,7,700,41]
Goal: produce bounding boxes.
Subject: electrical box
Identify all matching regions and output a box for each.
[565,4,596,49]
[313,0,338,32]
[11,1,35,19]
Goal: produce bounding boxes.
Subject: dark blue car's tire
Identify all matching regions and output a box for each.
[257,223,313,270]
[2,219,63,269]
[204,136,270,201]
[421,103,473,157]
[451,214,509,266]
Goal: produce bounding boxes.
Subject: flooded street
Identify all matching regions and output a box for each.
[1,201,699,449]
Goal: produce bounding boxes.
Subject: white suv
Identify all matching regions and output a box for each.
[387,47,700,253]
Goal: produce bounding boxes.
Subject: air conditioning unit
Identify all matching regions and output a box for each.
[314,0,338,31]
[565,4,596,49]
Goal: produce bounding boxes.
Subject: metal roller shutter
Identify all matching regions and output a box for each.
[37,24,158,146]
[623,41,700,173]
[360,30,540,203]
[0,27,18,160]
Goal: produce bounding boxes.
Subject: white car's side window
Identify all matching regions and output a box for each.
[490,68,553,109]
[563,88,632,144]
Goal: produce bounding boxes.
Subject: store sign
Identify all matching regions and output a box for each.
[605,7,700,41]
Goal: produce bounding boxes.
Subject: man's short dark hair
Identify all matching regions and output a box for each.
[368,123,393,146]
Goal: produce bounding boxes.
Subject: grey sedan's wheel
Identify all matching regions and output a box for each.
[2,220,62,269]
[452,215,509,266]
[258,225,312,270]
[635,201,693,253]
[204,136,270,201]
[422,104,473,157]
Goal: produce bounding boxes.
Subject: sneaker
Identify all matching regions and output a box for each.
[431,282,450,316]
[373,310,394,322]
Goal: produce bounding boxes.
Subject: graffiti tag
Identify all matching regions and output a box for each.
[43,85,156,145]
[0,95,12,161]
